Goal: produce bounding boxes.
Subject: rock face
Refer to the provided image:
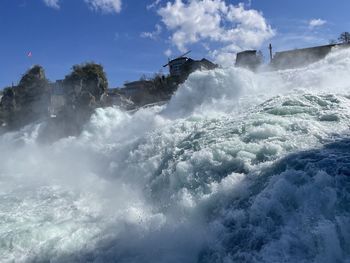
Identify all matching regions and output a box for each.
[60,63,108,129]
[39,63,109,141]
[0,88,16,127]
[0,63,109,139]
[0,65,50,130]
[0,60,217,139]
[63,63,108,108]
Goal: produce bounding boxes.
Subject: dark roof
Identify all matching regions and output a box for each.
[169,57,189,63]
[274,44,336,56]
[237,50,257,55]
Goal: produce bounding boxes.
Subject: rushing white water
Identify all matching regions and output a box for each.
[1,48,350,263]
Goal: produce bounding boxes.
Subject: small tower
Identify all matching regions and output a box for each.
[269,43,273,62]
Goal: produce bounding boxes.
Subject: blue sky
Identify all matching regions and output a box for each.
[1,0,349,89]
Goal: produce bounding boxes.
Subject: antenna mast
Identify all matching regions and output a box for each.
[269,43,273,62]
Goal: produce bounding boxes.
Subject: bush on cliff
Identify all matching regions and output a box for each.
[63,62,108,105]
[37,63,109,141]
[15,65,50,127]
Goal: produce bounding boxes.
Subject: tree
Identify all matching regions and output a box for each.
[63,62,108,102]
[338,32,350,44]
[139,74,147,81]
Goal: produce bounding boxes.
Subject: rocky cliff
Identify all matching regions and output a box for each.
[0,63,110,139]
[0,65,50,130]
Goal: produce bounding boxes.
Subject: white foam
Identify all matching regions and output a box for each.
[1,48,350,262]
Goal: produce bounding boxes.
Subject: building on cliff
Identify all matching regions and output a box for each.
[235,50,262,71]
[167,57,188,77]
[117,55,217,106]
[236,43,350,71]
[119,80,155,98]
[118,80,159,106]
[164,56,217,79]
[270,44,346,69]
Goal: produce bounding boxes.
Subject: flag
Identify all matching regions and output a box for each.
[27,51,32,57]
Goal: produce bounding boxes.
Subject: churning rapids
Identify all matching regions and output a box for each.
[1,48,350,263]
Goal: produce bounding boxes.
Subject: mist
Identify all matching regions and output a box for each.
[1,48,350,262]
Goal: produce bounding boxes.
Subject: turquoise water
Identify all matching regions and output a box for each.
[1,48,350,262]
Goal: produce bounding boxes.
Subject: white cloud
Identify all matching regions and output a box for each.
[147,0,162,10]
[141,24,162,40]
[42,0,122,13]
[84,0,122,13]
[210,50,237,67]
[164,49,172,57]
[309,19,327,29]
[157,0,275,65]
[43,0,60,9]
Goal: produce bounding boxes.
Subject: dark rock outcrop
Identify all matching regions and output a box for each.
[0,59,217,140]
[0,63,110,140]
[0,65,50,130]
[39,63,109,141]
[0,87,16,128]
[63,63,108,107]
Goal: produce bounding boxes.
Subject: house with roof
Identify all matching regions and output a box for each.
[164,53,217,80]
